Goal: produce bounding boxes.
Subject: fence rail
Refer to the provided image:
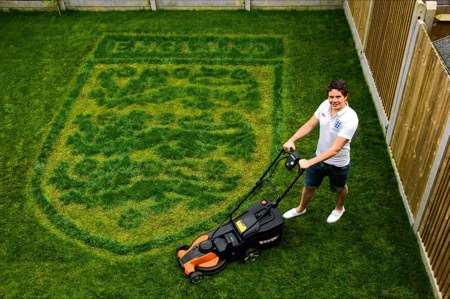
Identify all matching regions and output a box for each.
[346,1,450,298]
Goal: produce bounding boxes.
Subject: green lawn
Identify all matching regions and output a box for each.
[0,10,433,298]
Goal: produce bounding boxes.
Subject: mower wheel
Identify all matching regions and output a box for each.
[190,271,203,284]
[243,248,260,263]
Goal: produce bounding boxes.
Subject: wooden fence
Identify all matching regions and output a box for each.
[0,0,343,11]
[345,1,450,298]
[419,141,450,298]
[391,24,450,217]
[365,0,416,120]
[347,0,371,46]
[0,0,54,10]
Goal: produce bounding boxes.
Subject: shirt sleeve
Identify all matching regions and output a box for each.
[338,115,358,140]
[314,100,328,119]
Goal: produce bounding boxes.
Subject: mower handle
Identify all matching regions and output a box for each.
[210,148,302,239]
[227,149,285,223]
[274,167,304,207]
[228,148,301,222]
[228,149,304,238]
[284,146,295,153]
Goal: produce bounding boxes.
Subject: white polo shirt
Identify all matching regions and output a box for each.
[314,100,358,167]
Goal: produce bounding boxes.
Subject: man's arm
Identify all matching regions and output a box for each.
[283,116,319,151]
[299,136,348,168]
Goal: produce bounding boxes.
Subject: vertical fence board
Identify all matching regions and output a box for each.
[419,140,450,299]
[390,23,450,298]
[420,147,448,245]
[364,0,415,119]
[442,257,450,296]
[347,0,371,43]
[391,24,450,217]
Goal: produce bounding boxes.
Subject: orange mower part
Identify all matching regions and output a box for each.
[176,235,222,276]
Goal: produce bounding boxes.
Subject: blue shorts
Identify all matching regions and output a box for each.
[304,162,350,192]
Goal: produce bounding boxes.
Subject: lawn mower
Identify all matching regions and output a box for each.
[176,149,304,283]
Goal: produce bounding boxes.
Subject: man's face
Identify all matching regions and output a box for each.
[328,89,348,111]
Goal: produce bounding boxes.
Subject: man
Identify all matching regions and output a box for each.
[282,80,358,223]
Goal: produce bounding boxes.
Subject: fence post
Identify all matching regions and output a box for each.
[149,0,157,11]
[424,1,437,34]
[245,0,251,11]
[58,0,66,11]
[386,0,426,143]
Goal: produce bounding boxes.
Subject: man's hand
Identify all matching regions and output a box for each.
[283,140,296,152]
[298,159,312,169]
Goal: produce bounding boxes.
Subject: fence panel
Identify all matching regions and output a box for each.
[364,0,415,119]
[419,141,450,299]
[347,0,371,44]
[390,23,450,217]
[0,0,53,10]
[65,0,148,10]
[156,0,241,10]
[1,0,344,10]
[251,0,342,10]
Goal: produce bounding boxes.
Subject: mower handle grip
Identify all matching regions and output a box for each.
[284,147,294,153]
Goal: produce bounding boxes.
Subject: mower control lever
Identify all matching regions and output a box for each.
[285,151,300,170]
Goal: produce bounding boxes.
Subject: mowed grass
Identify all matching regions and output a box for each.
[0,10,433,298]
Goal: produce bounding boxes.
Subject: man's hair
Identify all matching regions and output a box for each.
[326,80,348,97]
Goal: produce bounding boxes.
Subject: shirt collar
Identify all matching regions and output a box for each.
[336,105,349,117]
[327,102,349,117]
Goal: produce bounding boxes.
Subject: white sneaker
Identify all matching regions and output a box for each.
[326,207,345,223]
[282,208,306,219]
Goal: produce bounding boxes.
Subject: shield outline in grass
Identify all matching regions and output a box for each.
[31,34,284,255]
